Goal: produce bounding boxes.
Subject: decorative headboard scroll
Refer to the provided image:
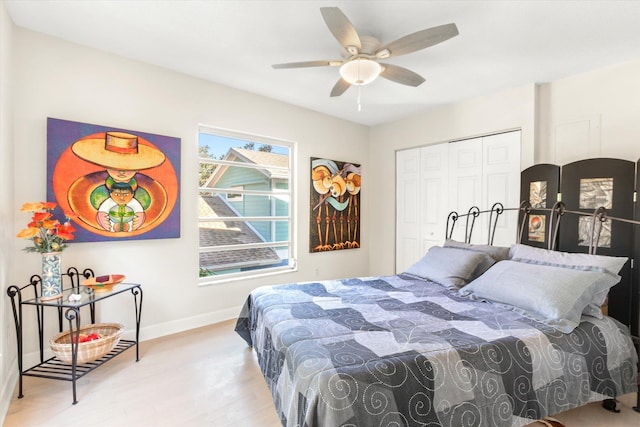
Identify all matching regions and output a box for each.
[445,202,511,245]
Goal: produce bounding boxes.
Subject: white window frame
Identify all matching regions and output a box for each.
[198,125,297,285]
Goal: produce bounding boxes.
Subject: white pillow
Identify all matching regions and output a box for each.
[444,239,510,261]
[405,246,495,289]
[459,260,622,333]
[509,244,628,318]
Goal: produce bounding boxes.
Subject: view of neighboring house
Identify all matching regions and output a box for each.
[199,147,289,274]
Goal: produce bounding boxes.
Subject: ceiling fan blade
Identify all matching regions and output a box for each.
[330,78,351,97]
[379,64,425,87]
[320,7,361,54]
[272,60,341,69]
[379,23,458,58]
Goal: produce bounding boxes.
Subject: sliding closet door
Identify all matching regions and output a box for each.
[483,131,522,246]
[448,132,521,245]
[395,131,521,273]
[420,143,450,253]
[396,148,421,273]
[396,144,450,273]
[448,138,483,243]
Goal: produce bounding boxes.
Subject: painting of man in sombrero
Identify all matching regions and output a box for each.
[47,118,180,242]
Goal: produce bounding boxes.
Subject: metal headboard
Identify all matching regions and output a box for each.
[517,201,636,255]
[446,202,515,245]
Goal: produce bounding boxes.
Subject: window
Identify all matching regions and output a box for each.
[198,126,296,283]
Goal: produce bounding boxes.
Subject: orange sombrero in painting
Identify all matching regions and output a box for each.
[72,131,166,171]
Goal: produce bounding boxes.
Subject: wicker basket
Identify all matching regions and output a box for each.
[50,323,125,364]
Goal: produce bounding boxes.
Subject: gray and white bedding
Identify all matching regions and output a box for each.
[235,273,637,427]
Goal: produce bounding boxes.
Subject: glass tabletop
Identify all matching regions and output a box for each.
[21,283,141,308]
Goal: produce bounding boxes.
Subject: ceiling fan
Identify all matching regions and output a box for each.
[272,7,459,97]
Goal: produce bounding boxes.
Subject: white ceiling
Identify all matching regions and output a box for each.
[5,0,640,126]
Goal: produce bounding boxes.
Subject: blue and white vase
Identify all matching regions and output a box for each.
[41,252,62,300]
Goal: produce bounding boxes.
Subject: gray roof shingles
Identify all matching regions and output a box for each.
[199,195,281,272]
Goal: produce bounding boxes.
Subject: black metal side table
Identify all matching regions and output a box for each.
[6,267,143,404]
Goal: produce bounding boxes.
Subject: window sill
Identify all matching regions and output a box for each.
[197,265,298,287]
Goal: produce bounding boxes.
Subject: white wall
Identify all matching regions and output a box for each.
[0,0,16,421]
[8,27,370,362]
[367,59,640,277]
[537,59,640,165]
[368,84,537,276]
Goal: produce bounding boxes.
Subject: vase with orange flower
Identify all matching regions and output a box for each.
[17,202,77,300]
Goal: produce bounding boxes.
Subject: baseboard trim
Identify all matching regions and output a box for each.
[126,306,241,341]
[0,357,18,427]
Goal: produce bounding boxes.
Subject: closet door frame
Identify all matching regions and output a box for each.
[395,130,521,273]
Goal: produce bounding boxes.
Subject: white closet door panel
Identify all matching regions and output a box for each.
[454,176,480,209]
[449,138,483,242]
[421,144,449,254]
[422,177,443,248]
[485,172,511,243]
[397,237,419,273]
[449,137,482,203]
[450,176,482,243]
[483,131,521,246]
[396,149,421,272]
[400,179,419,223]
[452,144,481,170]
[423,179,440,224]
[423,147,447,172]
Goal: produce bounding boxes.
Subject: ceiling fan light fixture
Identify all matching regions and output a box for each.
[339,59,382,85]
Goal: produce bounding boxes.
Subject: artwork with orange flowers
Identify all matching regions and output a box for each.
[47,117,180,242]
[310,157,361,252]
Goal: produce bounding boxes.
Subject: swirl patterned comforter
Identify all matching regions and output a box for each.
[235,274,637,427]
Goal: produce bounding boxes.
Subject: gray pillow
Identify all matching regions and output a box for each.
[444,239,510,261]
[509,244,627,273]
[509,244,628,318]
[459,260,622,333]
[405,246,496,289]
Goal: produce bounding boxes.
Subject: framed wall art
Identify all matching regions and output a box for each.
[310,157,361,252]
[47,118,180,242]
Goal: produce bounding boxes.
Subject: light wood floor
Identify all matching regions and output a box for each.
[3,320,638,427]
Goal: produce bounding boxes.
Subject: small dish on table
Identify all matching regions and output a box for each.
[82,274,126,292]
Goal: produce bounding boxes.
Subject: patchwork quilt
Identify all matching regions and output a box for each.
[235,275,638,427]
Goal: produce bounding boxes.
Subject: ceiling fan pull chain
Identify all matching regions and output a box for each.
[357,86,362,112]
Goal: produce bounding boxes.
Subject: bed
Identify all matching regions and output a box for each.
[235,204,639,427]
